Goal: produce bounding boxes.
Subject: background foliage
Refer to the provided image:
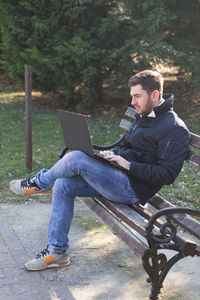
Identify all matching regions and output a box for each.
[0,0,135,111]
[0,0,200,111]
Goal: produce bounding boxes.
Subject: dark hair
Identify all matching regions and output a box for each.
[128,70,164,100]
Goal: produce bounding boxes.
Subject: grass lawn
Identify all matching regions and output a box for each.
[0,89,199,208]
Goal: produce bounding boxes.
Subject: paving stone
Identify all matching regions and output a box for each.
[0,269,5,279]
[0,284,14,296]
[0,210,52,300]
[11,282,30,295]
[0,245,8,254]
[0,291,35,300]
[0,278,24,287]
[3,267,24,279]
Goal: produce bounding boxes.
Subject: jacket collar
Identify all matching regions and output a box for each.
[153,94,174,117]
[135,94,174,123]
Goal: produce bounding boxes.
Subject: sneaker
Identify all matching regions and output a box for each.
[10,175,52,196]
[25,247,70,271]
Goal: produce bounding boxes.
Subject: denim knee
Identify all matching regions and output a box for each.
[61,150,91,174]
[52,178,76,200]
[64,150,88,161]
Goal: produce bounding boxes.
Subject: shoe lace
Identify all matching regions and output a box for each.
[36,248,49,259]
[21,176,39,190]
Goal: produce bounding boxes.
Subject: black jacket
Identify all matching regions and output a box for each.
[113,94,190,205]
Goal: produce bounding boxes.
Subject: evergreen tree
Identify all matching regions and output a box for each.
[122,0,174,68]
[0,0,136,111]
[123,0,200,87]
[1,0,199,109]
[165,0,200,87]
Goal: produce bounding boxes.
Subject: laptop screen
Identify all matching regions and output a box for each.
[57,109,94,157]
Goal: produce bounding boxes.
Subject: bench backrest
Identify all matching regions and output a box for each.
[119,107,200,239]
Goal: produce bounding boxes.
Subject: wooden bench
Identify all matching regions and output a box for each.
[60,107,200,300]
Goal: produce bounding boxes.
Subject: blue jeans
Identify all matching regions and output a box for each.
[34,151,139,253]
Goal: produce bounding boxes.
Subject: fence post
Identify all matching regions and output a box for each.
[25,65,32,173]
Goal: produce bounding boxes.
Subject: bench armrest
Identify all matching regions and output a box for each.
[93,133,125,151]
[146,207,200,245]
[147,207,200,231]
[59,146,69,159]
[59,134,125,158]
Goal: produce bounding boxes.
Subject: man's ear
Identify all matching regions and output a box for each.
[151,90,160,102]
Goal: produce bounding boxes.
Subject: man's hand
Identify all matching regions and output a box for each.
[99,151,130,170]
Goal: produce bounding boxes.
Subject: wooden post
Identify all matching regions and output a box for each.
[25,65,32,173]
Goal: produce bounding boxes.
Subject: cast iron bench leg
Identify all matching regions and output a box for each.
[142,248,184,300]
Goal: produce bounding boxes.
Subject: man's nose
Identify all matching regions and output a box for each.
[131,97,136,106]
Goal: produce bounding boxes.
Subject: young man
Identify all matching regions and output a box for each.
[10,70,190,271]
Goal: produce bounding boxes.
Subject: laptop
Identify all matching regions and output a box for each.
[57,109,126,171]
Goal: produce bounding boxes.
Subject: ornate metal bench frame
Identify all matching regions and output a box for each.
[60,107,200,299]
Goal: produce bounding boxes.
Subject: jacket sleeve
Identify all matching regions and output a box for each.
[128,125,190,186]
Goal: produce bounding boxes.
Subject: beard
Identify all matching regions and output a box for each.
[134,96,154,115]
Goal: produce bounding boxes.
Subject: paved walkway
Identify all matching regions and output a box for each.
[0,211,51,300]
[0,199,200,300]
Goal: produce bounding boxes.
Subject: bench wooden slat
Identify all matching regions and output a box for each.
[149,194,200,239]
[79,197,148,258]
[186,150,200,167]
[195,245,200,255]
[130,204,197,249]
[97,197,147,236]
[125,107,137,119]
[190,132,200,149]
[97,197,175,240]
[81,196,198,257]
[94,197,198,256]
[119,119,132,131]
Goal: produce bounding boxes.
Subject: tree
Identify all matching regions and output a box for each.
[122,0,175,69]
[123,0,200,88]
[165,0,200,87]
[1,0,199,111]
[0,0,136,111]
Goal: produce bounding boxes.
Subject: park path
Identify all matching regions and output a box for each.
[0,199,200,300]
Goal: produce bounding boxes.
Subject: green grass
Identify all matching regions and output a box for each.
[0,89,199,207]
[0,90,123,202]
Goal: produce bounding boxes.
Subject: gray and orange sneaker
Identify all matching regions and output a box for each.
[10,175,52,196]
[25,247,70,271]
